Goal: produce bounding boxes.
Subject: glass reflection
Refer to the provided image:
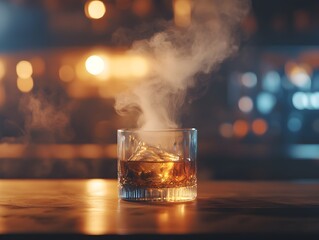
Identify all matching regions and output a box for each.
[156,204,188,233]
[84,179,113,235]
[117,201,192,234]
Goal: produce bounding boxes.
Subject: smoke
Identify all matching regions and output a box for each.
[19,93,71,143]
[114,0,250,130]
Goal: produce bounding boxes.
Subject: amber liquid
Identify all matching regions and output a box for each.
[119,160,196,189]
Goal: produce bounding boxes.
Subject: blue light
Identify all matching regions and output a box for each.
[292,92,319,110]
[256,92,276,114]
[262,71,281,93]
[288,145,319,160]
[310,92,319,109]
[292,92,308,110]
[0,2,10,34]
[287,117,302,132]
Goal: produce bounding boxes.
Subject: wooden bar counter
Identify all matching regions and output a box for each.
[0,180,318,239]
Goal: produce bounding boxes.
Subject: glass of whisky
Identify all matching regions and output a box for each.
[117,128,197,202]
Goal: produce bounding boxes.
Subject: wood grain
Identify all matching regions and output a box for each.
[0,180,318,238]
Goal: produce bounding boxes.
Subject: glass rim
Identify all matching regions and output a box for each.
[118,128,197,133]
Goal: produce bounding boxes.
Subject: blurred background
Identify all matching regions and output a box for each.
[0,0,319,180]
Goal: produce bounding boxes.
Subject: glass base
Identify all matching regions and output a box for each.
[119,185,197,202]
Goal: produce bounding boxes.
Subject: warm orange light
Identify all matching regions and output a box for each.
[104,144,117,158]
[79,144,104,158]
[0,60,6,81]
[75,62,87,81]
[17,77,34,93]
[59,65,75,82]
[111,56,130,78]
[174,0,191,27]
[0,144,26,158]
[85,0,106,19]
[233,120,249,138]
[85,55,108,76]
[84,179,109,235]
[110,55,149,79]
[36,144,77,159]
[252,119,268,136]
[16,60,33,79]
[0,144,117,159]
[156,204,188,232]
[129,56,149,78]
[86,179,107,196]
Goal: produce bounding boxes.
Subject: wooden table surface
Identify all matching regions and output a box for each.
[0,179,318,239]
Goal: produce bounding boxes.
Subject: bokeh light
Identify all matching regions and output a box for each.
[241,72,257,88]
[59,65,75,82]
[285,62,312,89]
[174,0,191,27]
[292,92,307,110]
[85,0,106,20]
[262,71,281,92]
[287,116,302,132]
[252,119,268,136]
[85,55,107,76]
[219,123,233,138]
[17,77,34,93]
[310,92,319,109]
[256,92,276,114]
[290,69,311,88]
[292,92,319,110]
[16,60,33,79]
[233,120,249,138]
[292,92,308,110]
[238,96,253,113]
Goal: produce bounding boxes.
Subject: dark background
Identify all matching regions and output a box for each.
[0,0,319,180]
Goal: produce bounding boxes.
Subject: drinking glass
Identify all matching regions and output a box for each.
[117,128,197,202]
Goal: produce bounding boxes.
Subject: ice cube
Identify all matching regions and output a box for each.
[128,142,180,162]
[122,161,176,186]
[123,142,183,186]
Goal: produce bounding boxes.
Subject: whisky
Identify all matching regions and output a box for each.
[119,159,196,188]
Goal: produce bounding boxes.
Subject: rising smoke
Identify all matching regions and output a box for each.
[115,0,250,130]
[20,93,70,143]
